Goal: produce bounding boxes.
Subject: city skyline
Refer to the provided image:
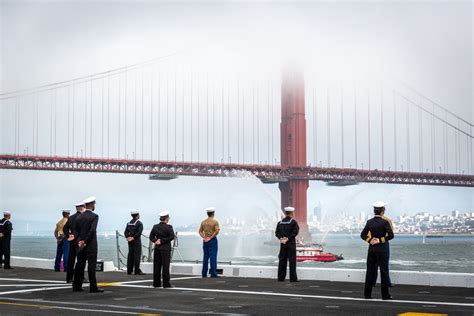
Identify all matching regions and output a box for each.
[2,169,471,235]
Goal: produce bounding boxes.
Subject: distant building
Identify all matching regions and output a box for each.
[313,202,322,223]
[452,210,460,218]
[415,214,425,221]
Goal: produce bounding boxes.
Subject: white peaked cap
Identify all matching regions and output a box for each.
[206,207,216,212]
[4,211,11,216]
[130,210,140,215]
[83,196,96,204]
[63,210,71,213]
[159,210,170,217]
[75,202,85,207]
[284,207,295,212]
[372,201,386,208]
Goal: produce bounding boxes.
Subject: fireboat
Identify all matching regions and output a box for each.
[296,242,343,262]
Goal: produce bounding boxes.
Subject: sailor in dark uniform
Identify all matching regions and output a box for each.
[149,210,175,288]
[0,211,13,269]
[72,196,104,293]
[124,210,145,275]
[275,207,299,282]
[360,201,394,300]
[64,202,86,283]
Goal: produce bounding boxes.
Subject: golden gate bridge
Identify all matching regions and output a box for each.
[1,53,473,234]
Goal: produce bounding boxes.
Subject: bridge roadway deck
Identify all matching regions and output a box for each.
[0,267,473,315]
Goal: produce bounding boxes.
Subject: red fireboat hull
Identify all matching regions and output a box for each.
[295,243,343,262]
[297,254,341,262]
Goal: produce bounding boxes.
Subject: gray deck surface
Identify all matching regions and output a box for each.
[0,267,473,315]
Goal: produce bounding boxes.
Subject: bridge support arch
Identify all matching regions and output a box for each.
[279,67,310,241]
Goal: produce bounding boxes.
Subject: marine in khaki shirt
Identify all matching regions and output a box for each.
[55,217,68,240]
[199,207,220,278]
[199,217,220,240]
[54,210,70,272]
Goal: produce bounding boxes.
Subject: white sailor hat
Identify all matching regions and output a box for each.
[372,201,386,208]
[284,207,295,212]
[4,211,11,216]
[206,207,216,213]
[75,201,85,207]
[130,210,140,215]
[62,209,71,214]
[159,210,170,217]
[82,196,96,204]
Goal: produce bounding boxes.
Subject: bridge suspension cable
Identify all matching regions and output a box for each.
[395,79,474,128]
[0,52,179,100]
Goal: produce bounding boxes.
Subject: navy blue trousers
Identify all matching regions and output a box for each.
[54,239,70,271]
[202,238,218,277]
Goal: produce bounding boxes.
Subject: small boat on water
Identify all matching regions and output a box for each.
[296,242,343,262]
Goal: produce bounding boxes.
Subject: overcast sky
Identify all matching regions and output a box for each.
[0,0,472,232]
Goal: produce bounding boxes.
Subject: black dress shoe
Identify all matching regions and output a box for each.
[364,296,373,299]
[382,296,393,300]
[135,272,146,275]
[90,287,105,293]
[163,285,173,288]
[73,288,84,292]
[290,280,299,282]
[4,267,14,270]
[153,284,161,288]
